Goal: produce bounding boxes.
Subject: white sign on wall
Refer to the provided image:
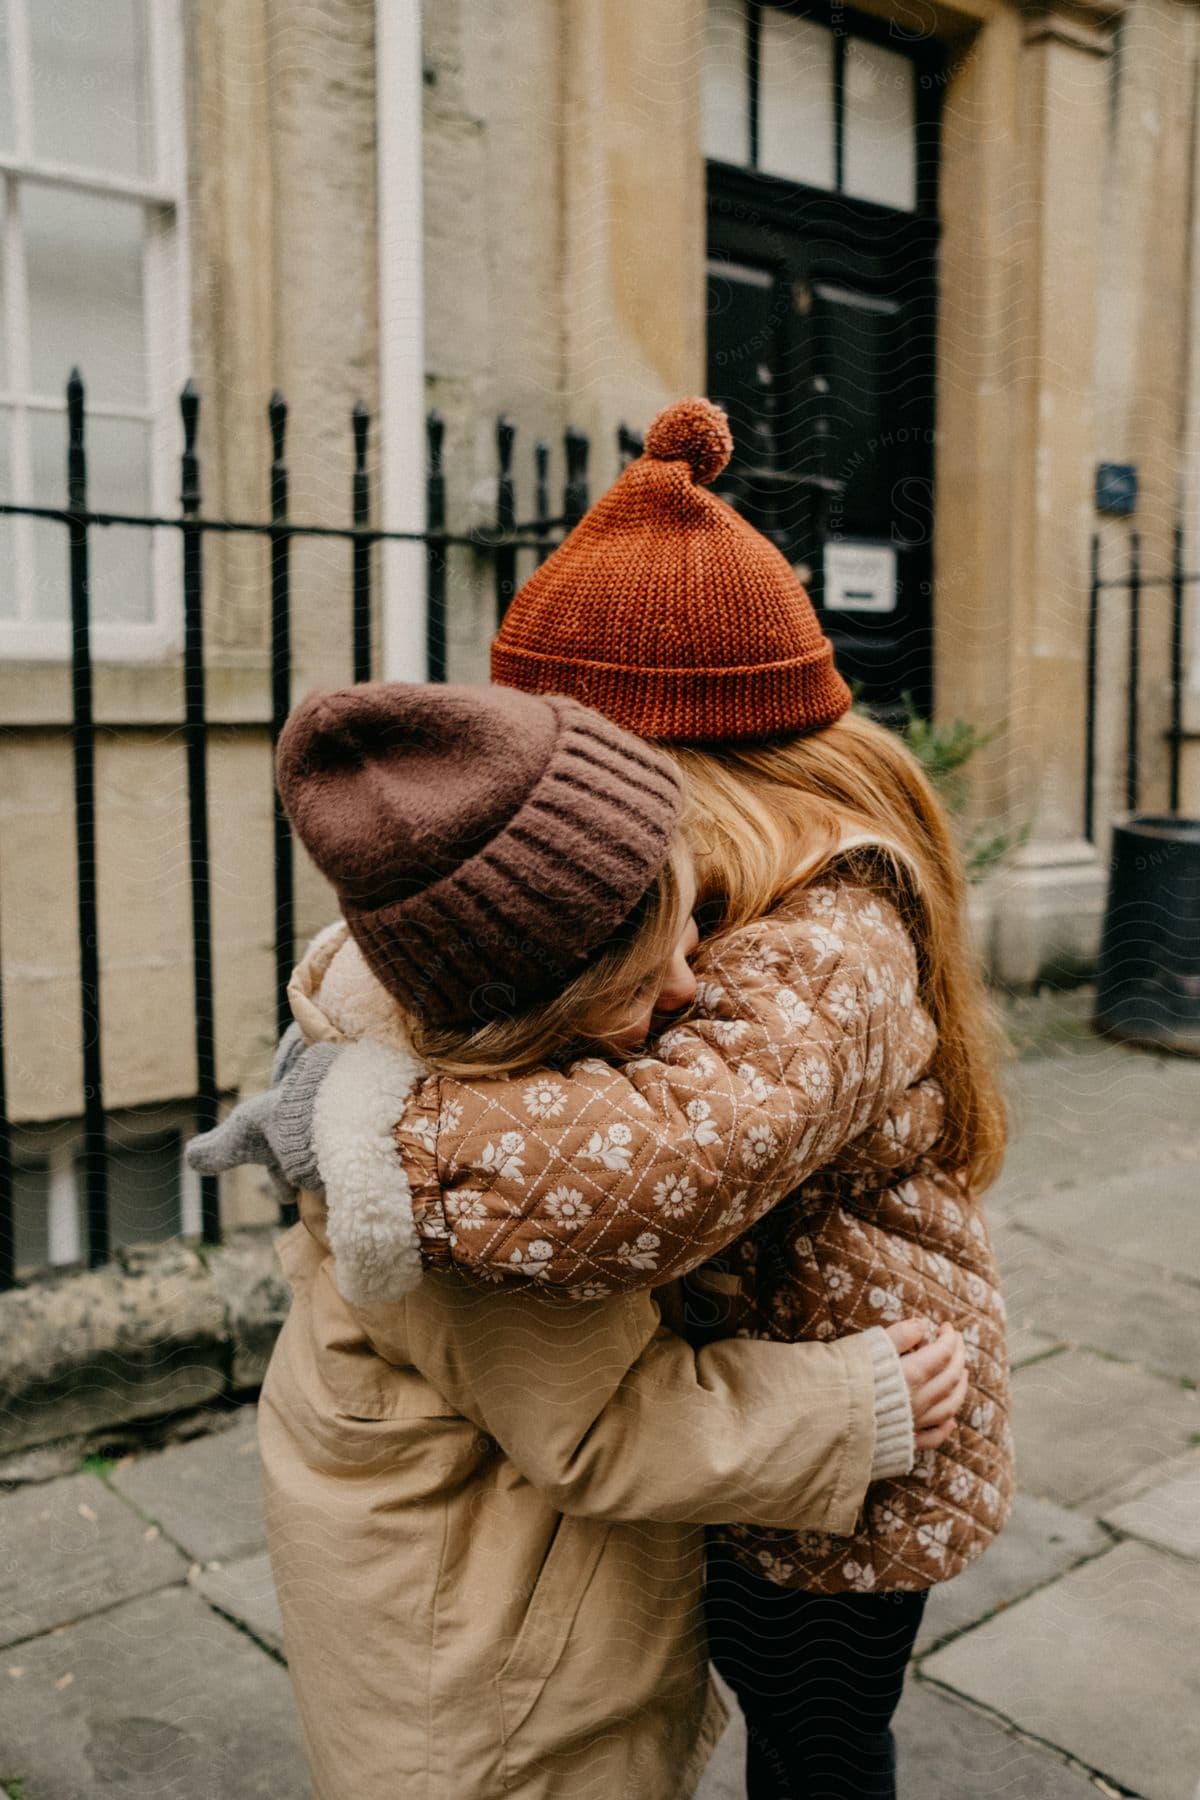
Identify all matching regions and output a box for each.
[823,539,898,613]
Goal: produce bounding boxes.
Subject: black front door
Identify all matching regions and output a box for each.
[704,8,941,718]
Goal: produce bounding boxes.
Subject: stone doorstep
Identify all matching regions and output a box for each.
[0,1230,292,1460]
[986,841,1107,990]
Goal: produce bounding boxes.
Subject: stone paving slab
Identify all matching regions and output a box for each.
[923,1539,1200,1800]
[1011,1348,1200,1507]
[0,1471,187,1649]
[193,1552,284,1654]
[897,1682,1109,1799]
[996,1039,1200,1203]
[694,1670,1103,1799]
[0,1585,311,1799]
[1006,1324,1066,1369]
[1100,1460,1200,1561]
[1088,1444,1200,1515]
[109,1403,265,1564]
[1006,1156,1200,1284]
[915,1492,1110,1655]
[997,1223,1200,1384]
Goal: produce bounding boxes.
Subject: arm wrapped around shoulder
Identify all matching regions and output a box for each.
[395,877,938,1295]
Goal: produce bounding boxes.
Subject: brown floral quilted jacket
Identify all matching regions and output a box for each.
[292,872,1014,1595]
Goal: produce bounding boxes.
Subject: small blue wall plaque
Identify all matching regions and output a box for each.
[1095,463,1138,517]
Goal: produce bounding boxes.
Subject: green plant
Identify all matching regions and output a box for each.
[854,689,1029,883]
[78,1453,116,1483]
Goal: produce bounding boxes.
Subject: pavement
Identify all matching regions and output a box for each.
[2,989,1199,1798]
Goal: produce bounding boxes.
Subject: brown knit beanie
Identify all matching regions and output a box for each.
[491,396,851,743]
[275,681,684,1030]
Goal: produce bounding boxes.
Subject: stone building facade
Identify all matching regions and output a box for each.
[1,0,1197,1270]
[421,0,1200,986]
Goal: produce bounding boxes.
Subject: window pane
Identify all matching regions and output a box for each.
[704,0,748,166]
[843,39,916,211]
[76,1130,182,1250]
[25,184,146,405]
[31,0,150,180]
[758,10,834,189]
[13,1157,51,1274]
[31,410,152,623]
[0,183,6,386]
[0,5,12,155]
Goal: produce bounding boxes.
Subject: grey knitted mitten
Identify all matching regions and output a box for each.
[185,1022,341,1199]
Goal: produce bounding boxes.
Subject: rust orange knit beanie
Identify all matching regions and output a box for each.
[491,396,852,742]
[275,681,683,1029]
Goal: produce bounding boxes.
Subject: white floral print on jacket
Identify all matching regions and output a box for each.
[290,872,1014,1593]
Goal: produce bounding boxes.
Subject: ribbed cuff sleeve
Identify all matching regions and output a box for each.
[272,1042,341,1193]
[270,1020,310,1086]
[863,1325,916,1482]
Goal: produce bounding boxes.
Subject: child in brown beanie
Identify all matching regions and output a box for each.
[191,678,965,1800]
[190,399,1000,1800]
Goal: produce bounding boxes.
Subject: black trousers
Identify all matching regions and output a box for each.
[704,1545,928,1800]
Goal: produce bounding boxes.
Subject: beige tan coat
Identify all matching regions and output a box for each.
[261,957,908,1797]
[294,870,1014,1597]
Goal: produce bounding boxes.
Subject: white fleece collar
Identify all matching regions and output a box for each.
[311,1034,427,1306]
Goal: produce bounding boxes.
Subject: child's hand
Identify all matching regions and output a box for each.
[885,1319,968,1452]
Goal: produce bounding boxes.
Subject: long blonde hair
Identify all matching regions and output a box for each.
[666,711,1008,1191]
[409,836,693,1078]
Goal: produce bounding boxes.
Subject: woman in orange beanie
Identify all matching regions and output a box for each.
[432,402,1012,1796]
[193,398,1010,1799]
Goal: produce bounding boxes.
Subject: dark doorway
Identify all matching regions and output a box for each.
[704,2,941,717]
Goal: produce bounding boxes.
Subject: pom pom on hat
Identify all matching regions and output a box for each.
[644,397,734,487]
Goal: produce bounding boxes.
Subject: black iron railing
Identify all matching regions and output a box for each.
[1085,528,1194,843]
[0,370,645,1289]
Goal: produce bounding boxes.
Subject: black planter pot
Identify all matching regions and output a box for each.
[1095,813,1200,1055]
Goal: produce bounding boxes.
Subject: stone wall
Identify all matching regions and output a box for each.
[420,0,1200,981]
[0,1230,289,1458]
[421,0,705,682]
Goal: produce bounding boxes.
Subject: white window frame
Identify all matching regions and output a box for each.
[702,1,922,214]
[0,0,190,662]
[375,0,427,681]
[1185,92,1200,725]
